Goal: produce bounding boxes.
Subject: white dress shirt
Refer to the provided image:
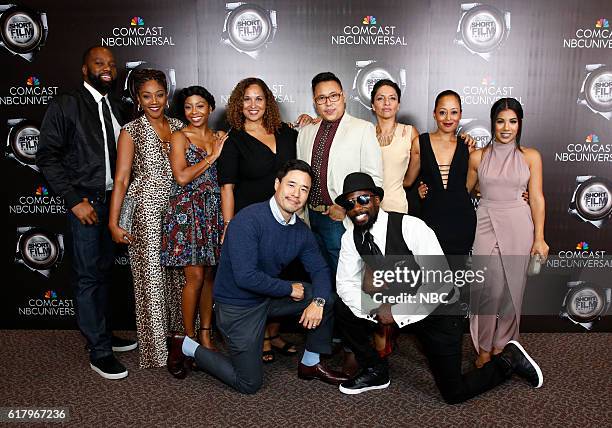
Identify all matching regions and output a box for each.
[336,209,454,327]
[269,197,297,226]
[83,81,121,190]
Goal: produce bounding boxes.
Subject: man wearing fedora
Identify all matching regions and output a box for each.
[333,172,544,403]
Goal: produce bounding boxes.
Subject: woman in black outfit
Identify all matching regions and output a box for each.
[218,77,299,363]
[405,90,476,260]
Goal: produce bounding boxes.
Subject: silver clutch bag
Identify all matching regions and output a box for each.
[527,254,543,276]
[118,195,135,234]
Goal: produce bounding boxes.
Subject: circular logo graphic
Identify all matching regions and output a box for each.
[227,4,272,52]
[19,229,60,270]
[576,177,612,221]
[460,5,507,53]
[0,7,43,53]
[355,63,396,107]
[9,121,39,165]
[585,66,612,113]
[566,285,605,322]
[123,63,176,104]
[459,121,491,149]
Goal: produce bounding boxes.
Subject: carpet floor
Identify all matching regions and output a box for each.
[1,330,610,427]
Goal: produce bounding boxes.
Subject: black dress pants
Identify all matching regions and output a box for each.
[335,299,511,404]
[194,283,334,394]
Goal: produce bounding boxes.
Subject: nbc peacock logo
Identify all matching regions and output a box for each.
[585,134,600,143]
[362,15,377,25]
[130,16,144,26]
[26,76,40,86]
[35,185,48,196]
[576,241,590,250]
[595,18,609,29]
[480,75,496,86]
[44,290,57,299]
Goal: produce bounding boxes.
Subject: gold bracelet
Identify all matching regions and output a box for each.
[204,157,211,167]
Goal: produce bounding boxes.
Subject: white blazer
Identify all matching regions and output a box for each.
[296,112,383,228]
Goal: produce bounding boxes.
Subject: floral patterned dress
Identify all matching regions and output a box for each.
[161,142,223,266]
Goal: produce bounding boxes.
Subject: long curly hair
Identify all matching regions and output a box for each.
[226,77,281,134]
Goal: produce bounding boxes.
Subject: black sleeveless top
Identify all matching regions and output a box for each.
[418,133,476,255]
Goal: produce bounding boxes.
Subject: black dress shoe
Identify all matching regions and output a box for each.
[167,334,187,380]
[90,355,128,380]
[298,362,350,386]
[339,366,390,395]
[111,336,137,352]
[498,340,543,388]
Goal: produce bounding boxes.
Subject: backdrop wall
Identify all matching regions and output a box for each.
[2,0,611,331]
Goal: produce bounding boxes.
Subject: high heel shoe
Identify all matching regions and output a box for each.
[377,324,399,359]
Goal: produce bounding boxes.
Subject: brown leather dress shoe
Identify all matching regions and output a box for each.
[298,362,350,386]
[167,334,187,379]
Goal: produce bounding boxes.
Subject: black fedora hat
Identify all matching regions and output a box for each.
[334,172,384,206]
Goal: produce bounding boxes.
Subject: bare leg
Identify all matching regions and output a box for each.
[182,265,204,339]
[198,266,216,350]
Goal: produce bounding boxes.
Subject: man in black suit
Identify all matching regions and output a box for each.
[37,46,135,379]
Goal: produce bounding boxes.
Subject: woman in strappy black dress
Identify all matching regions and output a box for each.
[405,90,476,258]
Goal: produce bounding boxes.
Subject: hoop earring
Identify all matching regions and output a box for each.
[137,103,142,112]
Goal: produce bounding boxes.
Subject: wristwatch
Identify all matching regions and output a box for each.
[313,297,326,307]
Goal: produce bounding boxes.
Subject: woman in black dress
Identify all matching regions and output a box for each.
[405,90,476,259]
[218,77,298,363]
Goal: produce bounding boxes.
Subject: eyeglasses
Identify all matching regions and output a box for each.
[314,92,342,105]
[342,193,373,210]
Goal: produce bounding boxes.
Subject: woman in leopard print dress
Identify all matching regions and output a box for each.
[109,69,184,368]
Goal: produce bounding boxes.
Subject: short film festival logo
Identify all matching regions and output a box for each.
[563,17,611,49]
[0,4,48,61]
[568,175,612,228]
[5,117,40,171]
[14,227,64,278]
[454,3,511,61]
[554,133,612,163]
[0,75,58,105]
[221,3,277,59]
[331,14,408,46]
[101,16,175,47]
[577,63,612,120]
[18,289,75,317]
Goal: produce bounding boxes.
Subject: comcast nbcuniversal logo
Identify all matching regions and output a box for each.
[101,16,175,47]
[331,15,408,46]
[563,17,611,49]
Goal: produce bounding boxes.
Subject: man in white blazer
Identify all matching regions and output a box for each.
[297,72,383,276]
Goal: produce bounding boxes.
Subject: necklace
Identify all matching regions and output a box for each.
[376,122,397,147]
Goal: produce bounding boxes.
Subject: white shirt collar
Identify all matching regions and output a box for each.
[269,197,297,226]
[83,81,106,104]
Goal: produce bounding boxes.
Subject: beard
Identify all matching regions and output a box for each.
[87,71,115,95]
[353,209,379,233]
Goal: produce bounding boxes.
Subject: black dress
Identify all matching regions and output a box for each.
[218,122,297,213]
[418,133,476,255]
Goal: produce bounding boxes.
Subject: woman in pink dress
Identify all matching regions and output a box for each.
[466,98,549,368]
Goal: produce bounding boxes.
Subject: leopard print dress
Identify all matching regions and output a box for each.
[123,114,185,368]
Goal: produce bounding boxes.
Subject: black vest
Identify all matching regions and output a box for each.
[354,212,422,294]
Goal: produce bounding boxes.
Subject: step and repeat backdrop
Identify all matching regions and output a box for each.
[2,0,611,331]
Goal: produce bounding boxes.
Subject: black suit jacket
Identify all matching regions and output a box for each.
[37,84,130,209]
